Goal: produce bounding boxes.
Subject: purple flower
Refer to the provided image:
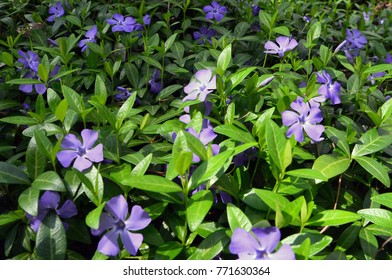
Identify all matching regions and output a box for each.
[346,29,367,49]
[229,227,295,260]
[56,129,104,172]
[251,5,261,16]
[19,65,59,95]
[26,191,77,232]
[193,26,215,44]
[47,2,65,22]
[363,11,370,22]
[183,69,216,102]
[91,195,151,256]
[303,15,311,22]
[203,1,228,22]
[264,36,298,58]
[148,69,162,94]
[18,50,39,73]
[316,70,341,105]
[78,25,98,52]
[107,14,137,33]
[385,53,392,64]
[368,72,386,85]
[143,14,151,25]
[282,97,325,142]
[114,86,132,101]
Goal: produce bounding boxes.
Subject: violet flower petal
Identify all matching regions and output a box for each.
[56,200,77,218]
[125,205,152,231]
[105,195,128,221]
[73,156,93,171]
[252,227,280,254]
[120,231,143,256]
[56,150,79,168]
[98,229,120,256]
[229,228,260,256]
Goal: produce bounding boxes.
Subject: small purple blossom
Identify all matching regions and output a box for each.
[303,15,311,22]
[346,29,367,49]
[143,14,151,25]
[148,69,163,94]
[264,36,298,58]
[47,2,65,22]
[282,97,325,142]
[385,53,392,64]
[78,25,98,52]
[107,14,137,33]
[91,195,151,256]
[368,72,386,85]
[251,5,261,16]
[26,191,77,232]
[229,227,295,260]
[114,86,132,101]
[56,129,104,172]
[18,50,39,73]
[363,11,370,22]
[316,70,341,105]
[19,65,60,95]
[183,69,216,102]
[203,1,228,22]
[193,26,215,44]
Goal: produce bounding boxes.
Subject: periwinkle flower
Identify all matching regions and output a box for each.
[19,65,60,95]
[264,36,298,58]
[143,14,151,25]
[148,69,162,94]
[282,97,325,142]
[91,195,151,257]
[303,15,311,22]
[183,69,216,102]
[78,25,98,52]
[26,191,77,232]
[114,86,132,101]
[251,5,261,16]
[18,50,39,73]
[363,11,370,22]
[193,26,215,44]
[229,227,295,260]
[56,129,104,172]
[107,14,137,33]
[385,53,392,64]
[346,29,367,49]
[316,70,341,105]
[47,2,65,22]
[203,1,228,22]
[368,72,386,85]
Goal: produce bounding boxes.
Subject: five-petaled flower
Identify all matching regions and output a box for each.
[114,86,132,101]
[26,191,77,232]
[264,36,298,58]
[107,14,137,33]
[282,97,325,142]
[316,70,341,105]
[57,129,104,172]
[148,69,163,94]
[47,2,65,22]
[203,1,228,22]
[193,26,215,44]
[18,50,39,72]
[78,25,98,52]
[91,195,151,256]
[183,69,216,102]
[19,65,60,95]
[229,227,295,260]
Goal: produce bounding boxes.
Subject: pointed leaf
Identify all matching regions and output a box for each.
[357,208,392,228]
[0,162,31,185]
[120,175,182,193]
[32,171,66,192]
[312,155,351,179]
[354,156,390,188]
[306,210,361,226]
[187,190,214,232]
[226,203,252,232]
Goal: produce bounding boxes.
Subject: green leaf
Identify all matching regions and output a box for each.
[18,187,40,216]
[371,193,392,209]
[164,33,178,53]
[266,119,286,173]
[32,171,66,192]
[120,175,182,193]
[286,168,328,181]
[36,212,67,260]
[214,124,256,143]
[258,10,272,30]
[6,78,43,85]
[357,208,392,228]
[226,203,252,232]
[307,22,321,44]
[175,151,193,175]
[26,136,46,179]
[85,202,106,230]
[312,154,351,179]
[65,15,81,27]
[0,162,31,185]
[62,85,84,114]
[143,202,168,221]
[188,229,230,260]
[363,64,392,74]
[155,241,183,260]
[186,190,214,232]
[189,149,234,190]
[2,51,13,66]
[55,99,68,123]
[282,232,333,257]
[241,189,290,212]
[335,221,361,252]
[352,128,392,158]
[156,84,183,100]
[0,210,25,227]
[273,26,290,36]
[38,64,49,83]
[324,127,350,156]
[94,75,107,105]
[115,91,137,130]
[0,100,19,111]
[359,228,378,260]
[0,116,39,125]
[228,67,256,89]
[33,129,53,160]
[130,153,152,176]
[217,44,231,76]
[183,131,207,162]
[234,22,250,38]
[366,224,392,237]
[354,156,390,188]
[306,210,361,226]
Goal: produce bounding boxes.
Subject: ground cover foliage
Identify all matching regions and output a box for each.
[0,0,392,260]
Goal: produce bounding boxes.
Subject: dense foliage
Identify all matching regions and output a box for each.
[0,0,391,260]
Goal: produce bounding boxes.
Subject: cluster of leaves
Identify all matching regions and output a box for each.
[0,0,392,260]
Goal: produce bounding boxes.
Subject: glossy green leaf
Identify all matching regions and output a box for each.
[312,154,351,179]
[94,74,107,105]
[183,131,207,162]
[188,229,230,260]
[282,232,333,257]
[228,67,256,89]
[120,175,182,193]
[0,162,31,185]
[241,189,290,212]
[357,208,392,228]
[26,136,46,179]
[18,187,40,216]
[187,190,214,232]
[266,119,286,173]
[363,63,392,74]
[227,203,252,232]
[217,44,231,75]
[36,212,67,260]
[306,210,361,226]
[286,169,328,181]
[354,156,390,188]
[0,116,39,125]
[359,228,378,260]
[352,128,392,158]
[155,241,183,260]
[0,210,25,227]
[32,171,66,192]
[131,153,152,176]
[85,202,106,230]
[324,127,350,156]
[214,124,256,143]
[335,222,361,251]
[62,85,84,114]
[115,91,137,130]
[371,193,392,209]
